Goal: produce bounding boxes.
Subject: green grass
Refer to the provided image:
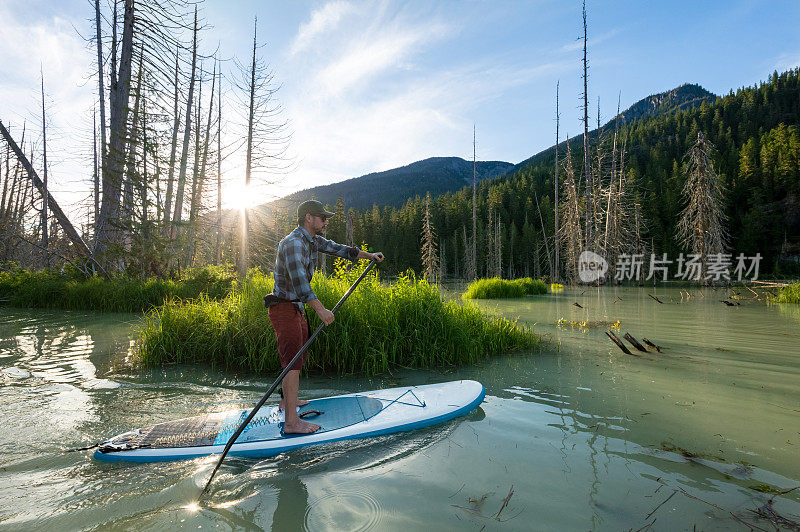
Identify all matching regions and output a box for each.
[775,282,800,303]
[0,263,235,313]
[137,259,539,375]
[462,277,548,299]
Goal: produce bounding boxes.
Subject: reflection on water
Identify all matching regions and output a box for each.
[1,288,799,530]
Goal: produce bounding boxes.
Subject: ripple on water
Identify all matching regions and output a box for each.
[305,486,384,532]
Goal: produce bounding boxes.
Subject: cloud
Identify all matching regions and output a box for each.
[560,28,620,53]
[315,22,451,98]
[289,1,354,56]
[0,3,96,211]
[770,51,800,74]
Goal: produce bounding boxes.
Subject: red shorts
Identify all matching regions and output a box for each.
[268,302,309,371]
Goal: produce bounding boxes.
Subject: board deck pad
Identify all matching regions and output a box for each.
[103,397,383,451]
[94,380,485,462]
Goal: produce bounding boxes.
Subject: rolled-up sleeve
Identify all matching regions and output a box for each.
[284,238,317,302]
[315,236,359,260]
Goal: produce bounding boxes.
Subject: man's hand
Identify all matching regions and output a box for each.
[370,251,385,262]
[317,306,334,326]
[308,299,335,325]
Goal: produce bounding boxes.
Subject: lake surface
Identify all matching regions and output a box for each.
[1,286,799,530]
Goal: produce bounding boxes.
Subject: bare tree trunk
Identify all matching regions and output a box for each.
[216,67,222,264]
[94,0,107,219]
[40,69,49,263]
[554,81,560,282]
[162,46,181,233]
[1,131,9,217]
[187,60,216,266]
[96,0,134,257]
[240,18,258,277]
[582,0,592,250]
[93,111,99,240]
[141,96,148,226]
[122,49,143,225]
[172,6,198,238]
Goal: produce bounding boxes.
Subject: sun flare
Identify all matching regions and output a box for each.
[225,182,263,211]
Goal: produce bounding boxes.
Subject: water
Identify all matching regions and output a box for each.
[1,287,799,530]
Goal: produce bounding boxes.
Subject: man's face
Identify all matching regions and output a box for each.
[306,214,329,235]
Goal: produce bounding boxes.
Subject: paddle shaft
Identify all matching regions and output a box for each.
[201,259,377,495]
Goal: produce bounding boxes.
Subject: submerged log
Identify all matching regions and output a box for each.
[624,333,648,352]
[606,331,634,355]
[648,293,664,304]
[573,302,584,309]
[642,338,662,353]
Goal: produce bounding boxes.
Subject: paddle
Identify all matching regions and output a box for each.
[200,259,377,497]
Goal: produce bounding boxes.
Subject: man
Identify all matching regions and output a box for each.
[269,200,384,434]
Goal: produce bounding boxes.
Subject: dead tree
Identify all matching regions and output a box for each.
[162,45,182,233]
[215,66,222,264]
[94,0,107,197]
[171,6,198,239]
[235,16,291,277]
[186,60,217,266]
[581,0,592,250]
[96,0,134,257]
[553,80,560,282]
[676,131,729,280]
[40,68,49,262]
[560,137,583,283]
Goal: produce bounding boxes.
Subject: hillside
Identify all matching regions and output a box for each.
[272,157,513,211]
[504,83,718,177]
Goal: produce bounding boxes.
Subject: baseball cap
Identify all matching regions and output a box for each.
[297,200,335,221]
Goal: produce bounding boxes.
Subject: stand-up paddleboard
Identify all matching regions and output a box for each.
[94,380,484,463]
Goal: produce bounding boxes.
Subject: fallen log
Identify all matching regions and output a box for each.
[606,331,634,355]
[0,120,94,261]
[642,338,662,353]
[624,333,648,352]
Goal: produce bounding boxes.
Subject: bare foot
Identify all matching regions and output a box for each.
[278,399,309,411]
[283,419,320,434]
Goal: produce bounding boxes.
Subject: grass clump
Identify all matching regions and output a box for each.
[0,263,235,312]
[774,282,800,303]
[462,277,548,299]
[137,260,539,376]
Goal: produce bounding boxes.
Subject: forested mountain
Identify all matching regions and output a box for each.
[313,69,800,279]
[505,84,718,177]
[273,157,513,211]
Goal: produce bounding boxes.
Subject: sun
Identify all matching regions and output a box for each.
[224,181,263,211]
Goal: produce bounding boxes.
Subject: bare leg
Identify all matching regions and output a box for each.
[281,369,320,434]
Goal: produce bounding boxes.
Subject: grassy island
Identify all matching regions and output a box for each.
[0,264,235,313]
[137,260,538,375]
[462,277,548,299]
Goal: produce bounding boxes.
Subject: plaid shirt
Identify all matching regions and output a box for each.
[272,226,358,313]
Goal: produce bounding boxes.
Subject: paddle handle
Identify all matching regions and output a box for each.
[201,259,377,496]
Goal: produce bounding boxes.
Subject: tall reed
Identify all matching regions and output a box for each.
[137,260,538,375]
[462,277,548,299]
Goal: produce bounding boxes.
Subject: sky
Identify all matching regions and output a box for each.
[1,0,799,220]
